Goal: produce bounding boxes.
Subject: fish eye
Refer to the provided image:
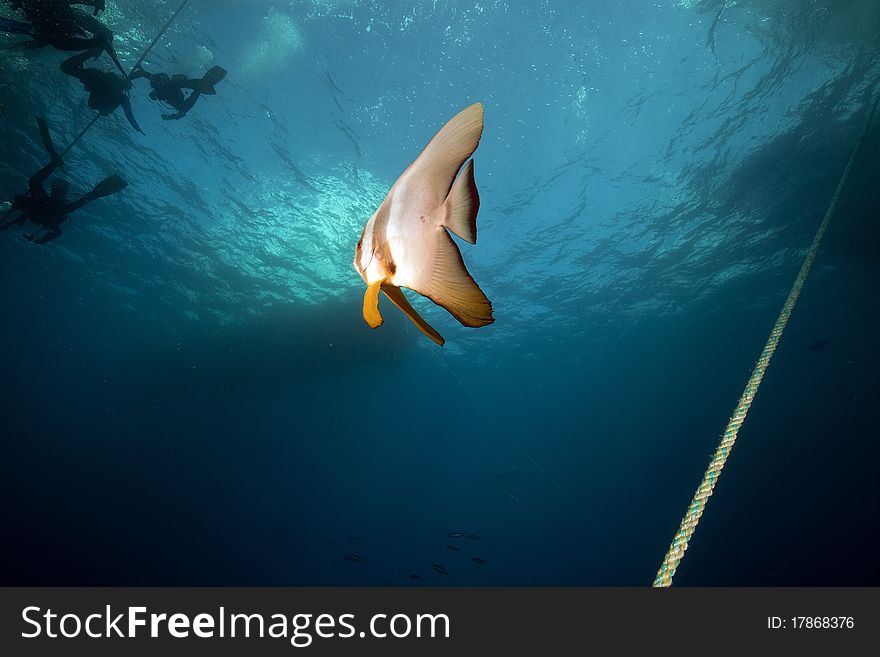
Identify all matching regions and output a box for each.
[356,239,363,249]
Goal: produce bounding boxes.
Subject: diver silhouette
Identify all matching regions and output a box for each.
[131,64,227,120]
[2,1,123,74]
[61,49,143,133]
[0,118,127,244]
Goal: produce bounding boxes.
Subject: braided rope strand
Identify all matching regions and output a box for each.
[653,92,879,587]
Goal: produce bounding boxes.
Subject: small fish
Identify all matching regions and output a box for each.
[409,574,421,580]
[445,544,461,552]
[447,532,465,538]
[467,534,481,540]
[472,557,487,565]
[808,338,832,351]
[353,103,493,346]
[432,564,449,576]
[343,554,365,563]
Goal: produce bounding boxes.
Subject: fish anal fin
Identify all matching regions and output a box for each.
[415,229,493,328]
[443,159,479,244]
[380,283,445,346]
[362,280,384,329]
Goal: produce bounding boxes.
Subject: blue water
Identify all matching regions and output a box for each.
[1,0,878,585]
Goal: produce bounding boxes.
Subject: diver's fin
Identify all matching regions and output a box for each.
[107,46,126,77]
[120,96,144,134]
[0,16,34,35]
[362,280,384,329]
[412,229,493,328]
[186,66,227,94]
[87,175,128,200]
[380,283,445,346]
[36,117,65,173]
[442,159,479,244]
[204,65,227,85]
[200,65,227,94]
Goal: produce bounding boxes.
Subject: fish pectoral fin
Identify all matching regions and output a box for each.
[380,283,445,346]
[362,280,384,329]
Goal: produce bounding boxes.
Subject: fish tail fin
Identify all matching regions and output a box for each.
[381,284,445,346]
[362,280,384,328]
[419,229,493,328]
[443,159,479,244]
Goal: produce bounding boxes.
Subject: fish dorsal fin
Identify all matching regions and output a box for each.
[442,159,479,244]
[407,103,484,206]
[410,229,493,328]
[362,280,384,328]
[381,283,445,346]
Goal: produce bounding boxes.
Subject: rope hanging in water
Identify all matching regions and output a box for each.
[58,0,192,159]
[58,114,100,160]
[126,0,192,79]
[653,91,880,588]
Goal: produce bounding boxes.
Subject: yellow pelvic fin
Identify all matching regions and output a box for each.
[362,280,384,328]
[381,283,445,346]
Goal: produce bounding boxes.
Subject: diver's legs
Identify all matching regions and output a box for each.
[34,228,62,244]
[59,48,98,78]
[51,36,101,52]
[162,91,201,120]
[129,65,153,81]
[23,225,61,243]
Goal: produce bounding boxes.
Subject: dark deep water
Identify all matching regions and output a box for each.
[1,1,878,585]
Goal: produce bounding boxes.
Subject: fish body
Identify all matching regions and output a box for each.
[432,563,449,575]
[343,554,364,563]
[445,544,461,552]
[472,557,487,565]
[353,103,493,346]
[808,338,832,351]
[447,531,465,538]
